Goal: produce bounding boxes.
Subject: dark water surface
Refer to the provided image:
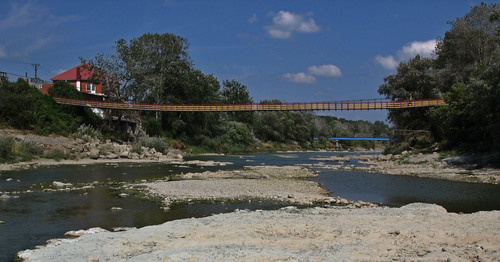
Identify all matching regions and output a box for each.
[1,152,499,261]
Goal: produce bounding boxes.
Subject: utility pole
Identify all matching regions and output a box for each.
[31,63,40,79]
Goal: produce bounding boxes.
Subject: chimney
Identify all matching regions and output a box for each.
[76,66,81,81]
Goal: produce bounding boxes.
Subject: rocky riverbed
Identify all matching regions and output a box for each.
[4,129,500,260]
[18,203,500,261]
[137,165,368,208]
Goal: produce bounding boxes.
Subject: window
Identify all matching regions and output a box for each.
[86,83,96,93]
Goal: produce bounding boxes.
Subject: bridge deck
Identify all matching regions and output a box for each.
[54,97,445,112]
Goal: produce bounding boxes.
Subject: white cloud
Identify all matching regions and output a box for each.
[282,72,316,84]
[375,55,399,70]
[399,40,437,59]
[265,11,320,39]
[249,13,257,23]
[375,39,437,70]
[283,64,342,84]
[308,64,342,77]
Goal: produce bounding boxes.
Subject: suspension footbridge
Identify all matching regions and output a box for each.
[54,97,445,112]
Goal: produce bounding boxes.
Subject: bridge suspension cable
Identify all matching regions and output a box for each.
[54,97,445,112]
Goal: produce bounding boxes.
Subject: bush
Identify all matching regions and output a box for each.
[0,135,15,162]
[0,79,101,136]
[75,124,103,141]
[383,142,411,155]
[15,140,44,161]
[17,140,44,155]
[135,137,169,153]
[44,148,67,161]
[142,117,163,137]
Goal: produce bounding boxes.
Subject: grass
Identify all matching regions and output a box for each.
[44,148,67,161]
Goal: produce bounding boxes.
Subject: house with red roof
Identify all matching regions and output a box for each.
[41,64,105,98]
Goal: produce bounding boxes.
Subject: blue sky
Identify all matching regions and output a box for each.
[0,0,494,122]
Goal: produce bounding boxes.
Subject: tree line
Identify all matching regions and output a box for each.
[74,32,390,152]
[378,3,499,153]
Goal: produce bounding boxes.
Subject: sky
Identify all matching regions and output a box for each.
[0,0,495,123]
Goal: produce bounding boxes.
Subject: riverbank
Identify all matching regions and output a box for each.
[18,203,500,261]
[307,152,500,184]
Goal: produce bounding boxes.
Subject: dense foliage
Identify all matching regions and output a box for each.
[78,32,390,153]
[0,79,99,135]
[379,3,500,152]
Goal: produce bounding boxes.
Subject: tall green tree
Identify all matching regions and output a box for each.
[379,3,499,152]
[378,55,440,131]
[85,33,222,140]
[220,79,255,125]
[116,33,192,104]
[435,2,500,91]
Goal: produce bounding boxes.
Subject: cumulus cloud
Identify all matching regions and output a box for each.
[399,39,437,59]
[375,55,399,70]
[282,64,342,84]
[265,11,320,39]
[308,64,342,77]
[282,72,316,84]
[375,39,437,70]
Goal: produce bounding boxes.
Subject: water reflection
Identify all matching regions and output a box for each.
[1,151,499,261]
[311,169,500,213]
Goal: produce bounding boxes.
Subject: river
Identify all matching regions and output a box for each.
[1,152,499,261]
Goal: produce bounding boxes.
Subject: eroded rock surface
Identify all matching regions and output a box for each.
[18,203,500,261]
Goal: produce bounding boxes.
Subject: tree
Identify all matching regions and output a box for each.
[220,79,255,124]
[434,63,500,151]
[116,33,192,104]
[379,3,500,152]
[432,3,500,151]
[435,2,500,91]
[85,33,223,140]
[378,55,440,131]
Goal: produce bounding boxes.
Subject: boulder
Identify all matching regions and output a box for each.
[129,153,140,160]
[120,151,130,158]
[106,153,119,159]
[89,148,100,159]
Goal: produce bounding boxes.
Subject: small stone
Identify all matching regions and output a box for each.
[0,194,10,199]
[53,181,72,188]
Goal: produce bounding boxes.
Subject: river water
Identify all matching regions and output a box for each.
[1,152,499,261]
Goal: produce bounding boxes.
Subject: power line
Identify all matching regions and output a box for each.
[0,58,34,66]
[0,58,41,79]
[1,71,27,78]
